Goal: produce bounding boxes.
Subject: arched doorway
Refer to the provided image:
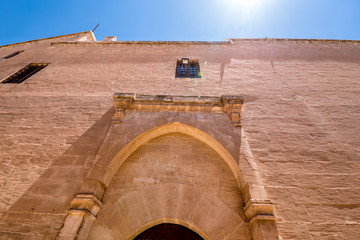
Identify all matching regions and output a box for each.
[134,223,204,240]
[87,132,252,239]
[58,106,279,239]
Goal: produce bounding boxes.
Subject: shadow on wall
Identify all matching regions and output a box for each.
[9,107,115,214]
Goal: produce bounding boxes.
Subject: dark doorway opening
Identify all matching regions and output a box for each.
[134,223,204,240]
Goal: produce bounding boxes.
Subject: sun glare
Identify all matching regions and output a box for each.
[219,0,264,23]
[224,0,262,11]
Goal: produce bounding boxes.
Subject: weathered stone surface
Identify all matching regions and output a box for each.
[0,32,360,239]
[84,133,254,239]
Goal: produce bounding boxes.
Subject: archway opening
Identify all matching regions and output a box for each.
[134,223,204,240]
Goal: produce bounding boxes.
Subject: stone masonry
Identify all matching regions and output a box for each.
[0,31,360,239]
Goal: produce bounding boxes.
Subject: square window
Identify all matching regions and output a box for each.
[175,59,201,78]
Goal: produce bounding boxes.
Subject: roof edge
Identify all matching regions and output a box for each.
[51,40,230,46]
[0,31,96,48]
[227,38,360,44]
[2,33,359,48]
[52,38,360,46]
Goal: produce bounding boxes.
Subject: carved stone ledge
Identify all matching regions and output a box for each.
[113,93,244,126]
[221,95,244,126]
[244,199,275,221]
[245,199,279,240]
[57,194,102,239]
[66,209,96,221]
[70,193,102,217]
[249,214,277,225]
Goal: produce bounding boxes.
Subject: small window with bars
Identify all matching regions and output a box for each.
[1,50,24,60]
[175,58,201,78]
[1,63,49,84]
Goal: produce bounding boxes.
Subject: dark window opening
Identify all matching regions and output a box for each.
[176,58,201,78]
[1,63,49,84]
[1,50,24,60]
[134,223,204,240]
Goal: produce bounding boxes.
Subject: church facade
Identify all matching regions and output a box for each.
[0,31,359,239]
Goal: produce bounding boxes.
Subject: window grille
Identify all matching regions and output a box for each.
[1,50,24,60]
[1,63,49,84]
[175,58,201,78]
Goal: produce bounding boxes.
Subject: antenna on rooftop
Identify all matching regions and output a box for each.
[92,24,100,33]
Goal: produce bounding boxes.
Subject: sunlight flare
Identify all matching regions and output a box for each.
[223,0,262,11]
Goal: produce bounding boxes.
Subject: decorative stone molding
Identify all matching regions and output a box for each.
[51,40,230,47]
[221,95,244,126]
[244,199,276,221]
[227,38,360,45]
[66,209,96,221]
[113,93,244,126]
[69,193,102,217]
[245,199,279,240]
[57,194,102,239]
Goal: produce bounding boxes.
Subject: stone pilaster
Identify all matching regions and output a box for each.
[57,194,102,240]
[245,199,279,240]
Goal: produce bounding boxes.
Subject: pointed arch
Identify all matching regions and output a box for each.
[127,218,209,240]
[100,122,246,191]
[87,184,252,240]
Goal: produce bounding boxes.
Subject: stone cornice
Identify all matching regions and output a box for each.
[50,38,360,47]
[3,33,358,49]
[113,93,244,126]
[228,38,360,45]
[51,40,230,47]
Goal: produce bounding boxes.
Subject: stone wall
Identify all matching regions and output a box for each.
[0,32,359,239]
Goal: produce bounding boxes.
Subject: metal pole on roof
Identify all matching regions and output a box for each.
[92,24,100,32]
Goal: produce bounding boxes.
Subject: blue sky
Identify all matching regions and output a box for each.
[1,0,359,45]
